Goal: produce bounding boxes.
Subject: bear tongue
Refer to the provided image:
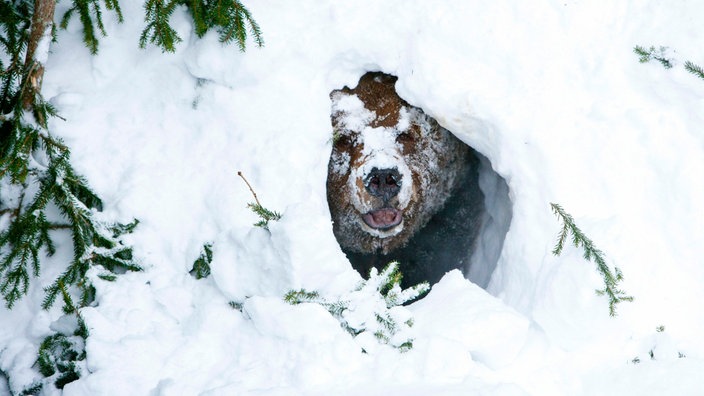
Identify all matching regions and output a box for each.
[363,208,402,229]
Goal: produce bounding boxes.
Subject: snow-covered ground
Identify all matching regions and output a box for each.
[3,1,704,395]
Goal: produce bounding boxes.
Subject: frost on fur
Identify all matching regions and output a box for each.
[285,261,429,352]
[327,72,485,288]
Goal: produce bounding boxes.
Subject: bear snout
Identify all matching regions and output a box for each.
[365,167,401,202]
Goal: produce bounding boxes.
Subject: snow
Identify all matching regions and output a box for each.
[411,271,529,369]
[35,27,54,65]
[330,93,373,130]
[2,0,704,395]
[469,154,513,288]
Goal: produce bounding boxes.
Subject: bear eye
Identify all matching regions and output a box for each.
[396,132,415,144]
[334,133,354,148]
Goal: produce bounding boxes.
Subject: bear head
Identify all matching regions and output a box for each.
[327,72,470,255]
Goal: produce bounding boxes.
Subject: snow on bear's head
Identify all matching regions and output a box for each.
[327,72,470,255]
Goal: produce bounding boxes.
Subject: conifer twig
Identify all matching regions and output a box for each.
[550,203,633,316]
[190,242,213,279]
[633,45,673,69]
[634,45,704,84]
[48,223,72,230]
[684,60,704,81]
[237,171,281,229]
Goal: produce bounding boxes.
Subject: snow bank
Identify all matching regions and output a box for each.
[2,0,704,394]
[412,271,529,369]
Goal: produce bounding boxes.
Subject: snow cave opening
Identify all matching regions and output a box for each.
[467,151,512,288]
[327,72,512,290]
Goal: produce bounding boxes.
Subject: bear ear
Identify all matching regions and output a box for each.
[330,84,356,99]
[329,89,342,99]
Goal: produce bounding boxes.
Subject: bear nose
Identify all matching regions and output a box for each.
[365,168,401,201]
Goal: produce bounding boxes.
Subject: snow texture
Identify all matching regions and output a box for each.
[2,0,704,395]
[35,27,53,65]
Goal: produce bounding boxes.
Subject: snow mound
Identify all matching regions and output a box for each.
[412,271,530,369]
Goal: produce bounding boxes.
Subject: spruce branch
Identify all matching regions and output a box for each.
[634,45,704,84]
[41,218,141,310]
[0,206,55,308]
[36,307,88,389]
[187,0,263,50]
[60,0,123,54]
[550,203,633,316]
[633,45,653,63]
[209,0,264,51]
[0,2,31,118]
[684,60,704,82]
[1,121,141,311]
[140,0,263,53]
[284,289,321,304]
[139,0,183,53]
[190,242,213,279]
[633,45,673,69]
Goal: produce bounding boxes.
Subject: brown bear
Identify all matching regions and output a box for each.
[327,72,485,287]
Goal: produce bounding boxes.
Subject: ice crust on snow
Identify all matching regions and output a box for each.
[1,0,704,395]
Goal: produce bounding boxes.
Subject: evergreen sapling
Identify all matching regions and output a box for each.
[285,261,429,352]
[238,171,282,229]
[247,202,282,229]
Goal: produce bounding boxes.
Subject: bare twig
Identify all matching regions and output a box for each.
[237,171,261,206]
[1,189,28,220]
[48,223,71,230]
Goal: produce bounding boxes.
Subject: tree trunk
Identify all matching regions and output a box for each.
[22,0,57,123]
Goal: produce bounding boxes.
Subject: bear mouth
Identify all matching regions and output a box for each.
[362,208,403,230]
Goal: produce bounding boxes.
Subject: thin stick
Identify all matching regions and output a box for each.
[237,171,261,206]
[48,223,72,230]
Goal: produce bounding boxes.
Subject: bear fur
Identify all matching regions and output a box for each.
[327,72,485,287]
